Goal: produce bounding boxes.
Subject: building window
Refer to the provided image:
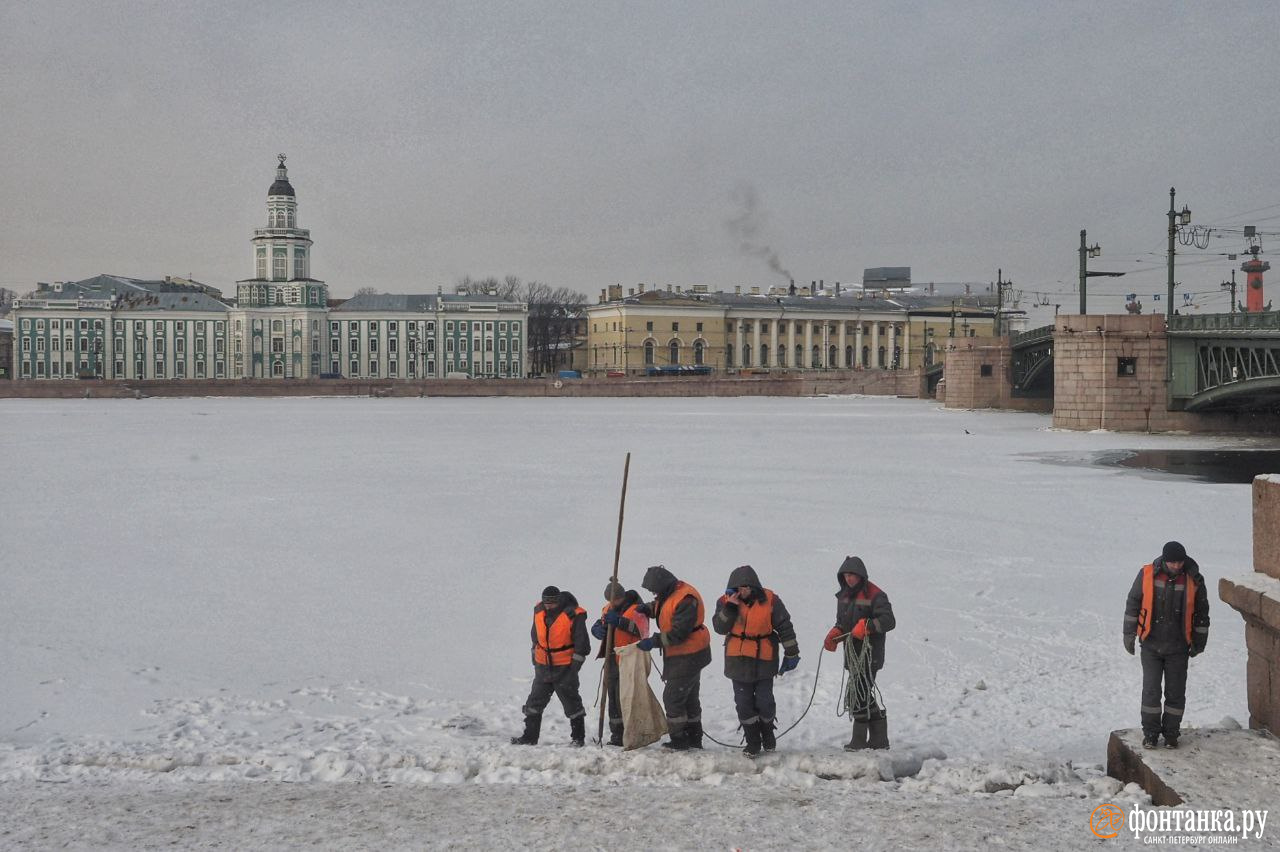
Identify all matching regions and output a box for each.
[408,361,416,377]
[370,338,379,354]
[694,340,705,365]
[215,361,225,378]
[389,322,398,334]
[646,321,653,332]
[426,322,435,333]
[272,360,284,377]
[196,321,206,334]
[176,361,186,378]
[388,338,398,354]
[485,322,493,332]
[389,360,398,377]
[426,339,435,353]
[980,364,993,377]
[427,360,436,376]
[696,322,703,333]
[273,248,287,280]
[644,340,655,365]
[271,319,283,333]
[511,322,520,333]
[271,338,284,354]
[216,321,225,333]
[330,322,339,334]
[499,338,507,352]
[369,360,379,376]
[331,339,340,354]
[368,321,378,336]
[51,361,60,377]
[155,361,165,378]
[669,340,680,365]
[114,360,124,377]
[36,361,45,377]
[1117,357,1137,377]
[350,360,359,376]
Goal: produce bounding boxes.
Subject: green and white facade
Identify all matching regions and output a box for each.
[10,157,529,380]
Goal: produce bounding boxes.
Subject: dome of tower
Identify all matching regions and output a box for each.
[268,154,295,197]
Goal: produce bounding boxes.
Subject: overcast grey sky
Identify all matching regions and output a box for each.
[3,1,1279,313]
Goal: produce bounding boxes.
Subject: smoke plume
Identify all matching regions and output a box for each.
[726,183,792,281]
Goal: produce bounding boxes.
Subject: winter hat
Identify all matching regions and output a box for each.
[839,555,868,578]
[541,585,562,605]
[1161,541,1187,563]
[603,581,625,601]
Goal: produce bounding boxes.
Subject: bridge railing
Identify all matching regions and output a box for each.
[1168,312,1280,333]
[1011,324,1054,347]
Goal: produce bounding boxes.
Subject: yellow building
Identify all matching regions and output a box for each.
[584,284,997,375]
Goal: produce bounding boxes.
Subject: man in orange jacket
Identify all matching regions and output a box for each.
[1123,541,1210,749]
[512,586,591,747]
[591,581,650,746]
[636,565,712,750]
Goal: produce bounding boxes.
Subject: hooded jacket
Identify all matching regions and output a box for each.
[530,591,590,682]
[641,565,712,680]
[834,556,895,672]
[712,564,800,682]
[594,589,649,659]
[1124,554,1210,655]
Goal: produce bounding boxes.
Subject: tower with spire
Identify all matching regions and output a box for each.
[236,154,326,308]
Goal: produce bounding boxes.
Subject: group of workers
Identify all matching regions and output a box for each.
[509,555,895,755]
[511,540,1210,755]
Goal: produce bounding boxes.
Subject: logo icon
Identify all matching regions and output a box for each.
[1091,803,1125,839]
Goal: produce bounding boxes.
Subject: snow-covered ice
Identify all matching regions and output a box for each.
[0,396,1265,849]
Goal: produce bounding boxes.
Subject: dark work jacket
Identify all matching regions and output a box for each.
[712,564,799,682]
[834,570,895,672]
[530,592,591,683]
[595,590,645,660]
[1124,556,1210,656]
[642,564,712,680]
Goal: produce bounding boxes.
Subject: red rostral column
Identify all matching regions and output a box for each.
[1242,251,1270,313]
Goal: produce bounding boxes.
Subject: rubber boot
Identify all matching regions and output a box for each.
[742,722,762,757]
[867,715,890,750]
[686,721,704,750]
[569,715,585,747]
[760,720,777,753]
[510,713,542,745]
[661,726,690,751]
[608,721,624,747]
[843,720,870,751]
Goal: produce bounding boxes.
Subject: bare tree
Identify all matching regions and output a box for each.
[0,287,15,315]
[353,286,380,297]
[455,275,587,374]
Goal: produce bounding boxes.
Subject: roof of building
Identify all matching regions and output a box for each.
[268,177,295,197]
[26,275,229,312]
[597,287,995,315]
[331,291,528,312]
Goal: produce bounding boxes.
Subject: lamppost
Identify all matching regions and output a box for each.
[1078,230,1100,314]
[1166,187,1192,321]
[1221,270,1237,314]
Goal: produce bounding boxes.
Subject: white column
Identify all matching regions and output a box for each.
[871,322,881,368]
[787,320,796,367]
[902,321,911,369]
[752,319,761,368]
[838,321,847,369]
[769,319,779,367]
[803,321,813,368]
[855,323,864,367]
[888,324,897,369]
[734,319,744,369]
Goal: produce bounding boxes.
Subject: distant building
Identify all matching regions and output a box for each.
[863,267,911,289]
[9,157,529,381]
[584,283,997,375]
[0,318,12,379]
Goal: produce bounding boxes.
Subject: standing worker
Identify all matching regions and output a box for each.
[511,586,591,747]
[1123,541,1210,749]
[636,565,712,750]
[824,555,896,750]
[591,580,650,746]
[711,565,801,756]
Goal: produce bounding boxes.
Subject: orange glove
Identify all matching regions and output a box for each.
[852,618,870,640]
[823,626,843,652]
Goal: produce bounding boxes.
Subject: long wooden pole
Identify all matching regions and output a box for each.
[597,452,631,746]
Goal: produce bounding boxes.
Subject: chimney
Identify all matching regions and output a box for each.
[820,279,824,290]
[835,282,841,296]
[965,284,971,295]
[600,288,606,303]
[666,284,673,292]
[628,288,635,297]
[638,283,645,293]
[750,286,760,295]
[735,286,742,295]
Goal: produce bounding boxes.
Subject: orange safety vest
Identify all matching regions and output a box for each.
[601,602,644,649]
[723,589,777,661]
[657,581,710,657]
[1136,564,1196,645]
[533,606,585,666]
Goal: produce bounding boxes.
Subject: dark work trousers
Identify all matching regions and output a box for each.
[523,667,585,720]
[1140,646,1188,737]
[848,667,885,723]
[604,662,623,730]
[662,673,702,736]
[732,678,776,725]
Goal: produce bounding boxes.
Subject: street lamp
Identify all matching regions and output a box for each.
[1166,187,1192,321]
[1078,230,1100,314]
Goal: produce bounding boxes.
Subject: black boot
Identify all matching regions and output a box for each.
[569,715,585,747]
[742,722,762,757]
[867,714,890,750]
[608,721,624,747]
[760,720,777,752]
[686,721,704,750]
[844,719,870,751]
[662,727,690,750]
[510,713,542,745]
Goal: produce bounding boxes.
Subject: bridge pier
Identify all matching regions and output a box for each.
[940,337,1051,412]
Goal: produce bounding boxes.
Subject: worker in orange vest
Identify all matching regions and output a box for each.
[511,586,590,747]
[1123,541,1210,749]
[590,580,650,746]
[711,565,800,756]
[636,565,712,750]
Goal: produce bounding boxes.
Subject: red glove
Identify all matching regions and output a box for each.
[823,626,843,652]
[852,618,870,641]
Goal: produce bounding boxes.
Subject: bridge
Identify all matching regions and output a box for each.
[1010,324,1055,398]
[1168,312,1280,412]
